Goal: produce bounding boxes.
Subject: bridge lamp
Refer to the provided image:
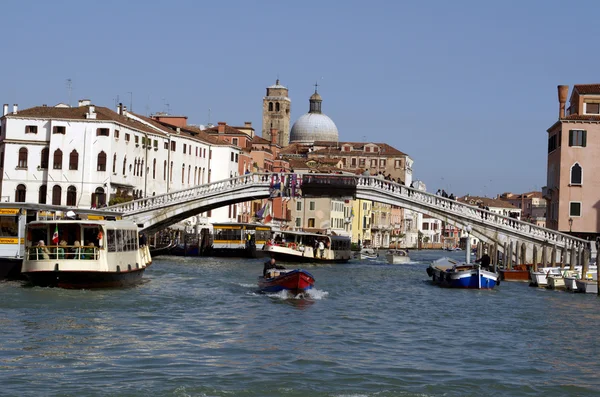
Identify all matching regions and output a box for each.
[568,217,573,233]
[465,225,472,264]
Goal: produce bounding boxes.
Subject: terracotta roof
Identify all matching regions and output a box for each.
[5,105,167,136]
[279,143,310,155]
[204,124,247,135]
[458,195,519,209]
[561,114,600,122]
[312,141,407,156]
[146,117,223,145]
[252,135,271,144]
[573,84,600,95]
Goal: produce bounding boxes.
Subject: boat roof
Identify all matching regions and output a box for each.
[277,230,349,239]
[212,222,271,228]
[28,219,137,228]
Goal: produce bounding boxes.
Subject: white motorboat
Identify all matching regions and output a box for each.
[354,248,379,260]
[385,249,410,264]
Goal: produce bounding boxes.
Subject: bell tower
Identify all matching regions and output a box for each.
[262,79,291,147]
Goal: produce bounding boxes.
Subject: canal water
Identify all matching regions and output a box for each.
[1,249,599,397]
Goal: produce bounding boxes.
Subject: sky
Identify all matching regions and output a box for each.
[2,0,599,197]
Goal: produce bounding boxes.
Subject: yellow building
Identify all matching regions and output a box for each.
[348,199,372,246]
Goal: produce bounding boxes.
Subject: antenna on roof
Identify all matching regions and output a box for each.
[127,92,133,112]
[208,108,211,125]
[66,78,72,107]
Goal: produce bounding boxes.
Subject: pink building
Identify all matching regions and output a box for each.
[544,84,600,240]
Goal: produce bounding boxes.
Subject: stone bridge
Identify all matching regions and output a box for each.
[104,173,591,265]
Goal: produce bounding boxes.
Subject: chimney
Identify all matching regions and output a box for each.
[86,105,96,119]
[217,121,226,134]
[2,104,8,116]
[117,102,123,115]
[123,105,127,114]
[270,128,278,145]
[78,99,91,107]
[244,121,252,128]
[13,104,18,114]
[558,85,569,119]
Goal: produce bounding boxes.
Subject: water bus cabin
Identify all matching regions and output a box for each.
[22,217,151,288]
[263,230,351,263]
[204,223,272,258]
[0,203,121,279]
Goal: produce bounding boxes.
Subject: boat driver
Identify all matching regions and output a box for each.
[263,257,286,277]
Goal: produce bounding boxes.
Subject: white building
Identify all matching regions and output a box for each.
[0,101,241,225]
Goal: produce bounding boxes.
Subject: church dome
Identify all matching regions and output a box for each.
[290,87,338,144]
[290,113,339,143]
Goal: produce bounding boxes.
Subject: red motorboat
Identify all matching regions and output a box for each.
[258,269,315,294]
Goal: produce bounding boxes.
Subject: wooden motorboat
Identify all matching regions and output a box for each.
[258,269,315,294]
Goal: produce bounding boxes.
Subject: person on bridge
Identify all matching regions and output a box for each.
[263,257,286,277]
[476,251,491,271]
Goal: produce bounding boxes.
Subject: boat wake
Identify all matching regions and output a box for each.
[266,288,328,300]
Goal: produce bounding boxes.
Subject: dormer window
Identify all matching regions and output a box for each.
[585,103,600,114]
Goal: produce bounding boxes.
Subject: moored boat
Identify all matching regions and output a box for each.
[258,268,315,294]
[499,264,531,282]
[22,218,151,288]
[574,279,599,294]
[426,257,498,289]
[205,222,272,258]
[385,249,410,264]
[263,231,351,263]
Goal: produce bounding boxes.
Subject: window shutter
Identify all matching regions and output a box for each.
[582,131,587,147]
[568,130,573,147]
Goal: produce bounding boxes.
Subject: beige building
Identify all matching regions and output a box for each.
[545,84,600,239]
[499,191,546,227]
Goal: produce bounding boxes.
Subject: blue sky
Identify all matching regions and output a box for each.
[2,0,598,197]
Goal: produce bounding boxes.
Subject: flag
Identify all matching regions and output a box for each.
[264,214,272,224]
[52,225,59,245]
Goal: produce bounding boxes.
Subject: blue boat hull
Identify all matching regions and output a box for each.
[427,257,498,289]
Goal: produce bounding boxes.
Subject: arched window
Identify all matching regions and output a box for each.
[113,154,117,173]
[122,157,127,175]
[38,184,47,204]
[67,185,77,206]
[194,167,198,185]
[571,163,582,185]
[15,184,26,202]
[53,149,63,170]
[188,165,191,184]
[18,148,27,168]
[153,159,156,179]
[140,160,144,177]
[91,187,106,207]
[276,102,280,112]
[170,161,173,183]
[268,102,273,111]
[52,185,62,205]
[163,160,167,181]
[182,164,185,183]
[97,151,107,171]
[40,148,49,169]
[69,150,78,170]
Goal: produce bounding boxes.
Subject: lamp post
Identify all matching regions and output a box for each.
[465,225,472,264]
[569,217,573,233]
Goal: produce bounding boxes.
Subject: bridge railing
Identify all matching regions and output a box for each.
[104,173,272,213]
[357,176,589,249]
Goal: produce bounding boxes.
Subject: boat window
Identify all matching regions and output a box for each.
[107,229,116,252]
[0,215,18,237]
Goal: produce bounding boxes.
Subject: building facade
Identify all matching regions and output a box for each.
[544,84,600,239]
[0,101,240,224]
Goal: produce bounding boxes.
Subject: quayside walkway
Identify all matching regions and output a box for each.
[104,173,591,263]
